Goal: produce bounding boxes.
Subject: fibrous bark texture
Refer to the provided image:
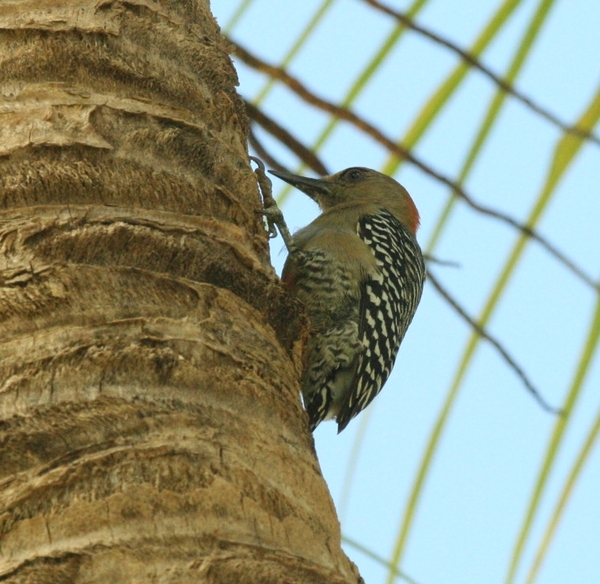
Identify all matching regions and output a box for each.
[0,1,361,582]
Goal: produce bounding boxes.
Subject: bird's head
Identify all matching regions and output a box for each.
[269,166,420,234]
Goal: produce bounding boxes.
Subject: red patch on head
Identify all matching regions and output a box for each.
[405,193,420,234]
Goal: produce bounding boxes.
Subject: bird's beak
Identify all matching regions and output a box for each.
[269,169,331,202]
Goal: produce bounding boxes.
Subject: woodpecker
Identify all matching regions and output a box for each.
[266,165,425,433]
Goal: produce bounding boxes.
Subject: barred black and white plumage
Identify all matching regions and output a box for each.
[266,165,425,433]
[335,210,425,431]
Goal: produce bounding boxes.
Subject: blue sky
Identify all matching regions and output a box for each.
[211,2,600,583]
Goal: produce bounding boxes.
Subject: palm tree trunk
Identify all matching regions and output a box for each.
[0,2,361,582]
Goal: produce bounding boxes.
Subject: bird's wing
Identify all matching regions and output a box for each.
[336,210,425,432]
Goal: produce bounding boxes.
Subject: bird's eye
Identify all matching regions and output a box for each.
[342,168,365,182]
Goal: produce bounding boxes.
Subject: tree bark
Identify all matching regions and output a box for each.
[0,2,361,582]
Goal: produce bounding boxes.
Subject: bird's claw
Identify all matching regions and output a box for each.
[261,205,284,239]
[251,156,280,239]
[250,156,275,206]
[250,156,296,251]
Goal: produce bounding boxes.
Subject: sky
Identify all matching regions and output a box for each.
[210,2,600,583]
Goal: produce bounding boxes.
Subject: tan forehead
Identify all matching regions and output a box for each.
[326,168,381,182]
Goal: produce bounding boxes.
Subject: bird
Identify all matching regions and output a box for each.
[268,166,425,433]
